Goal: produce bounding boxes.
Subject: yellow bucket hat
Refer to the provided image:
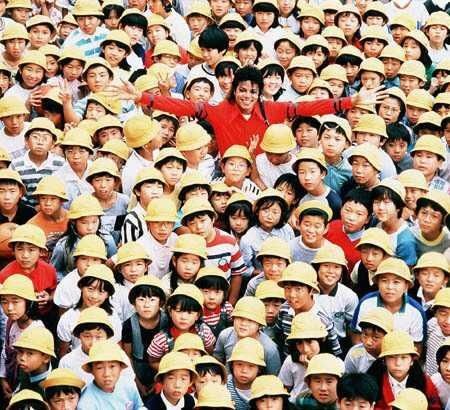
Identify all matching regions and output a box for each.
[124,115,161,149]
[129,274,166,303]
[348,142,382,171]
[79,264,115,290]
[135,74,159,92]
[355,227,394,255]
[274,30,302,52]
[379,330,418,358]
[402,29,430,50]
[278,262,319,292]
[322,26,347,43]
[308,78,333,96]
[406,89,434,110]
[1,21,29,43]
[359,306,394,333]
[167,283,204,308]
[379,44,406,62]
[433,288,450,309]
[234,30,263,51]
[320,64,348,84]
[287,55,317,76]
[416,189,450,215]
[354,113,387,138]
[72,306,114,338]
[219,12,248,31]
[414,111,442,131]
[228,337,266,367]
[93,114,122,136]
[13,327,55,357]
[337,45,363,61]
[171,233,208,259]
[0,274,37,301]
[115,241,151,265]
[41,368,85,390]
[398,60,427,83]
[232,296,267,326]
[362,1,388,23]
[181,197,216,224]
[26,15,56,33]
[154,147,187,169]
[7,390,48,410]
[82,339,128,372]
[176,123,211,152]
[376,177,406,203]
[9,224,47,250]
[295,199,333,223]
[153,39,181,58]
[195,383,234,409]
[0,169,25,189]
[145,197,177,222]
[299,4,324,25]
[67,194,104,219]
[360,25,389,44]
[5,0,32,9]
[0,95,29,118]
[311,243,347,268]
[32,175,67,200]
[86,157,120,182]
[304,353,345,379]
[222,144,253,164]
[25,117,58,140]
[155,351,197,382]
[320,114,352,143]
[287,311,327,340]
[424,11,450,30]
[60,127,94,152]
[434,92,450,108]
[73,234,107,260]
[413,252,449,275]
[173,333,207,354]
[303,34,329,51]
[390,12,415,31]
[82,57,113,79]
[255,280,285,301]
[132,167,167,192]
[194,355,227,380]
[320,0,342,12]
[101,29,131,53]
[226,191,253,208]
[187,37,202,59]
[186,1,213,20]
[60,13,78,27]
[256,236,291,262]
[98,139,131,162]
[72,0,103,17]
[373,257,412,284]
[0,146,10,164]
[358,57,385,78]
[147,13,171,31]
[86,92,121,115]
[389,388,428,410]
[411,135,446,161]
[19,50,47,71]
[39,44,60,58]
[292,147,327,174]
[250,375,288,403]
[398,169,428,191]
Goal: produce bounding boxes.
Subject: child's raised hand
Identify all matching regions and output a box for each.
[59,79,72,105]
[105,80,142,103]
[352,85,388,106]
[248,133,260,158]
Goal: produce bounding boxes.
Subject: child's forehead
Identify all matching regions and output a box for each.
[377,272,406,282]
[164,368,191,377]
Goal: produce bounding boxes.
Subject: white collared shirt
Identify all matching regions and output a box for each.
[161,391,185,410]
[388,373,408,398]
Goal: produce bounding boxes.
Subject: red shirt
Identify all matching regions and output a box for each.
[141,94,353,156]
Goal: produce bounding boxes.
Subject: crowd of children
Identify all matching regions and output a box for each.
[0,0,448,408]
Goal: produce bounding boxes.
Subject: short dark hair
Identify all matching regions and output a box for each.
[251,2,279,28]
[359,322,387,335]
[224,200,255,233]
[45,386,81,401]
[337,373,378,403]
[215,60,240,78]
[76,277,114,314]
[234,41,263,64]
[343,188,373,215]
[182,210,215,226]
[195,275,229,292]
[198,25,229,53]
[228,66,264,102]
[335,54,363,66]
[128,283,166,305]
[416,197,447,219]
[386,123,410,145]
[119,13,147,32]
[372,185,404,216]
[298,208,330,225]
[73,322,114,338]
[103,4,124,19]
[274,174,304,209]
[255,197,289,229]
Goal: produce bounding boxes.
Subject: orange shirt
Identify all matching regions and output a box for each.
[28,210,69,246]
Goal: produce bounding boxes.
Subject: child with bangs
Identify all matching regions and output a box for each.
[41,368,85,410]
[260,61,285,101]
[99,31,131,83]
[223,192,254,243]
[194,355,227,394]
[154,148,187,197]
[290,115,321,151]
[274,174,303,232]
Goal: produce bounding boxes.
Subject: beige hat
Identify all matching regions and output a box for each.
[414,252,449,275]
[82,340,128,372]
[255,280,285,301]
[360,25,389,44]
[173,333,207,355]
[390,388,428,410]
[359,307,394,334]
[13,327,55,357]
[398,60,427,83]
[358,57,385,78]
[348,142,382,171]
[145,197,177,222]
[354,114,387,139]
[304,353,345,379]
[416,189,450,215]
[287,311,327,340]
[379,330,418,358]
[320,64,348,84]
[376,177,406,203]
[7,390,49,410]
[278,262,319,292]
[0,95,29,118]
[228,337,266,367]
[260,124,296,154]
[32,175,67,200]
[355,227,394,255]
[124,115,161,149]
[411,135,446,161]
[176,123,211,152]
[287,55,317,76]
[256,236,291,262]
[222,144,253,164]
[398,169,428,191]
[373,257,413,285]
[72,0,103,17]
[1,22,29,43]
[379,44,406,62]
[232,296,267,326]
[322,26,347,44]
[406,89,434,110]
[402,29,430,50]
[390,12,416,31]
[292,147,327,174]
[250,375,288,403]
[195,383,234,409]
[98,139,131,162]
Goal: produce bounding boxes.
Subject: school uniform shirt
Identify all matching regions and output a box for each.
[377,221,417,266]
[4,83,35,102]
[255,152,296,188]
[0,122,29,159]
[121,203,147,244]
[53,269,81,309]
[289,237,332,264]
[244,273,266,296]
[278,14,300,33]
[412,225,450,258]
[426,317,448,376]
[112,282,135,322]
[146,391,195,410]
[431,372,450,408]
[324,158,352,195]
[351,291,426,342]
[344,342,376,373]
[62,26,109,57]
[278,354,307,403]
[121,150,158,197]
[214,327,281,375]
[100,192,129,243]
[0,200,36,225]
[384,0,430,29]
[299,187,342,220]
[54,161,93,208]
[10,151,65,206]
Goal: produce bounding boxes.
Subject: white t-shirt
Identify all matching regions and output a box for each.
[278,355,307,403]
[255,152,296,188]
[0,121,29,159]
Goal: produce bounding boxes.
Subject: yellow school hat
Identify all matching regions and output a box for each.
[93,114,122,136]
[0,274,37,301]
[278,262,319,292]
[86,92,121,115]
[116,241,151,265]
[255,280,285,300]
[232,296,267,326]
[406,89,434,110]
[320,64,348,84]
[39,44,60,59]
[322,26,347,44]
[320,0,341,12]
[434,59,450,76]
[287,55,317,76]
[79,265,115,291]
[355,227,394,255]
[274,30,302,52]
[373,257,412,284]
[414,252,449,274]
[195,383,234,409]
[379,330,418,358]
[7,390,49,410]
[86,157,120,182]
[433,288,450,309]
[320,114,352,143]
[173,333,207,354]
[295,199,333,223]
[337,45,364,61]
[124,115,161,149]
[362,1,388,23]
[145,197,178,222]
[234,30,263,50]
[153,39,181,58]
[67,194,104,219]
[390,12,415,31]
[250,375,288,403]
[299,4,324,25]
[187,37,202,59]
[155,351,197,381]
[304,353,344,379]
[311,243,347,268]
[222,144,253,164]
[390,388,428,410]
[1,21,29,43]
[254,188,288,210]
[32,175,67,200]
[5,0,32,9]
[194,355,227,380]
[228,337,266,367]
[256,236,291,262]
[0,146,10,164]
[26,15,56,33]
[226,191,253,208]
[13,327,55,357]
[9,224,47,250]
[348,142,382,171]
[19,50,47,71]
[82,339,128,372]
[176,123,211,152]
[376,177,406,203]
[135,74,159,92]
[210,181,232,194]
[398,60,427,83]
[359,307,394,333]
[155,147,187,169]
[101,29,131,53]
[195,266,229,289]
[82,56,113,79]
[292,147,327,174]
[73,234,107,260]
[360,25,389,44]
[0,169,24,189]
[59,13,78,27]
[132,167,167,192]
[303,34,329,51]
[72,0,103,17]
[41,368,85,390]
[379,44,406,62]
[0,95,29,118]
[147,13,171,31]
[308,78,333,96]
[41,87,63,106]
[181,197,217,223]
[287,311,327,340]
[77,119,97,137]
[415,111,442,131]
[219,11,247,30]
[424,11,450,30]
[398,169,428,191]
[98,139,131,162]
[411,135,446,161]
[171,233,208,259]
[417,189,450,215]
[118,7,146,24]
[402,29,430,50]
[176,171,209,198]
[167,283,204,308]
[186,1,213,20]
[434,92,450,108]
[129,274,165,303]
[60,127,94,152]
[358,57,385,78]
[25,117,59,140]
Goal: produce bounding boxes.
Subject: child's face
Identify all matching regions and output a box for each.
[255,396,284,410]
[355,132,382,148]
[351,157,378,187]
[341,200,369,233]
[65,146,90,170]
[222,27,241,50]
[391,26,409,45]
[75,255,103,276]
[162,369,192,404]
[158,119,176,147]
[26,131,54,157]
[210,0,230,18]
[195,370,223,393]
[29,25,52,49]
[440,351,450,383]
[222,157,250,185]
[185,215,214,240]
[11,7,30,24]
[136,181,164,208]
[343,63,359,84]
[233,0,252,16]
[318,263,343,289]
[20,63,45,89]
[403,38,421,61]
[103,43,127,68]
[237,44,259,65]
[96,127,122,147]
[296,339,320,360]
[417,205,444,238]
[0,294,27,321]
[338,13,359,37]
[182,145,208,167]
[85,102,107,120]
[232,360,259,386]
[147,25,168,45]
[211,192,231,214]
[200,48,223,69]
[436,307,450,336]
[360,71,382,90]
[262,298,283,325]
[234,316,260,338]
[373,196,398,223]
[275,40,297,69]
[91,175,116,200]
[427,25,448,45]
[59,23,77,39]
[258,202,282,231]
[77,16,101,36]
[48,390,79,410]
[400,76,422,96]
[75,216,100,236]
[309,87,330,100]
[148,221,175,244]
[79,328,108,353]
[228,209,250,236]
[169,304,200,331]
[360,327,385,357]
[320,128,348,159]
[363,39,384,58]
[0,182,22,212]
[263,73,283,98]
[385,354,413,382]
[261,256,287,281]
[339,397,375,410]
[82,280,109,308]
[255,11,275,32]
[104,10,120,30]
[4,39,26,60]
[154,54,179,68]
[300,17,321,38]
[290,69,315,94]
[62,59,84,82]
[16,348,50,374]
[382,58,402,80]
[134,294,161,320]
[38,195,62,217]
[185,187,210,202]
[266,152,290,166]
[299,215,327,248]
[359,245,385,272]
[186,81,213,103]
[413,151,442,179]
[85,66,110,92]
[404,187,426,211]
[295,122,319,148]
[0,72,10,93]
[2,114,26,135]
[378,97,402,124]
[275,182,296,207]
[297,161,325,193]
[327,79,345,98]
[46,56,58,77]
[377,273,408,305]
[201,288,225,310]
[283,283,313,312]
[308,374,338,404]
[14,242,41,270]
[120,259,148,284]
[160,161,184,187]
[385,139,408,164]
[305,48,327,68]
[91,360,122,393]
[417,268,447,298]
[173,254,202,282]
